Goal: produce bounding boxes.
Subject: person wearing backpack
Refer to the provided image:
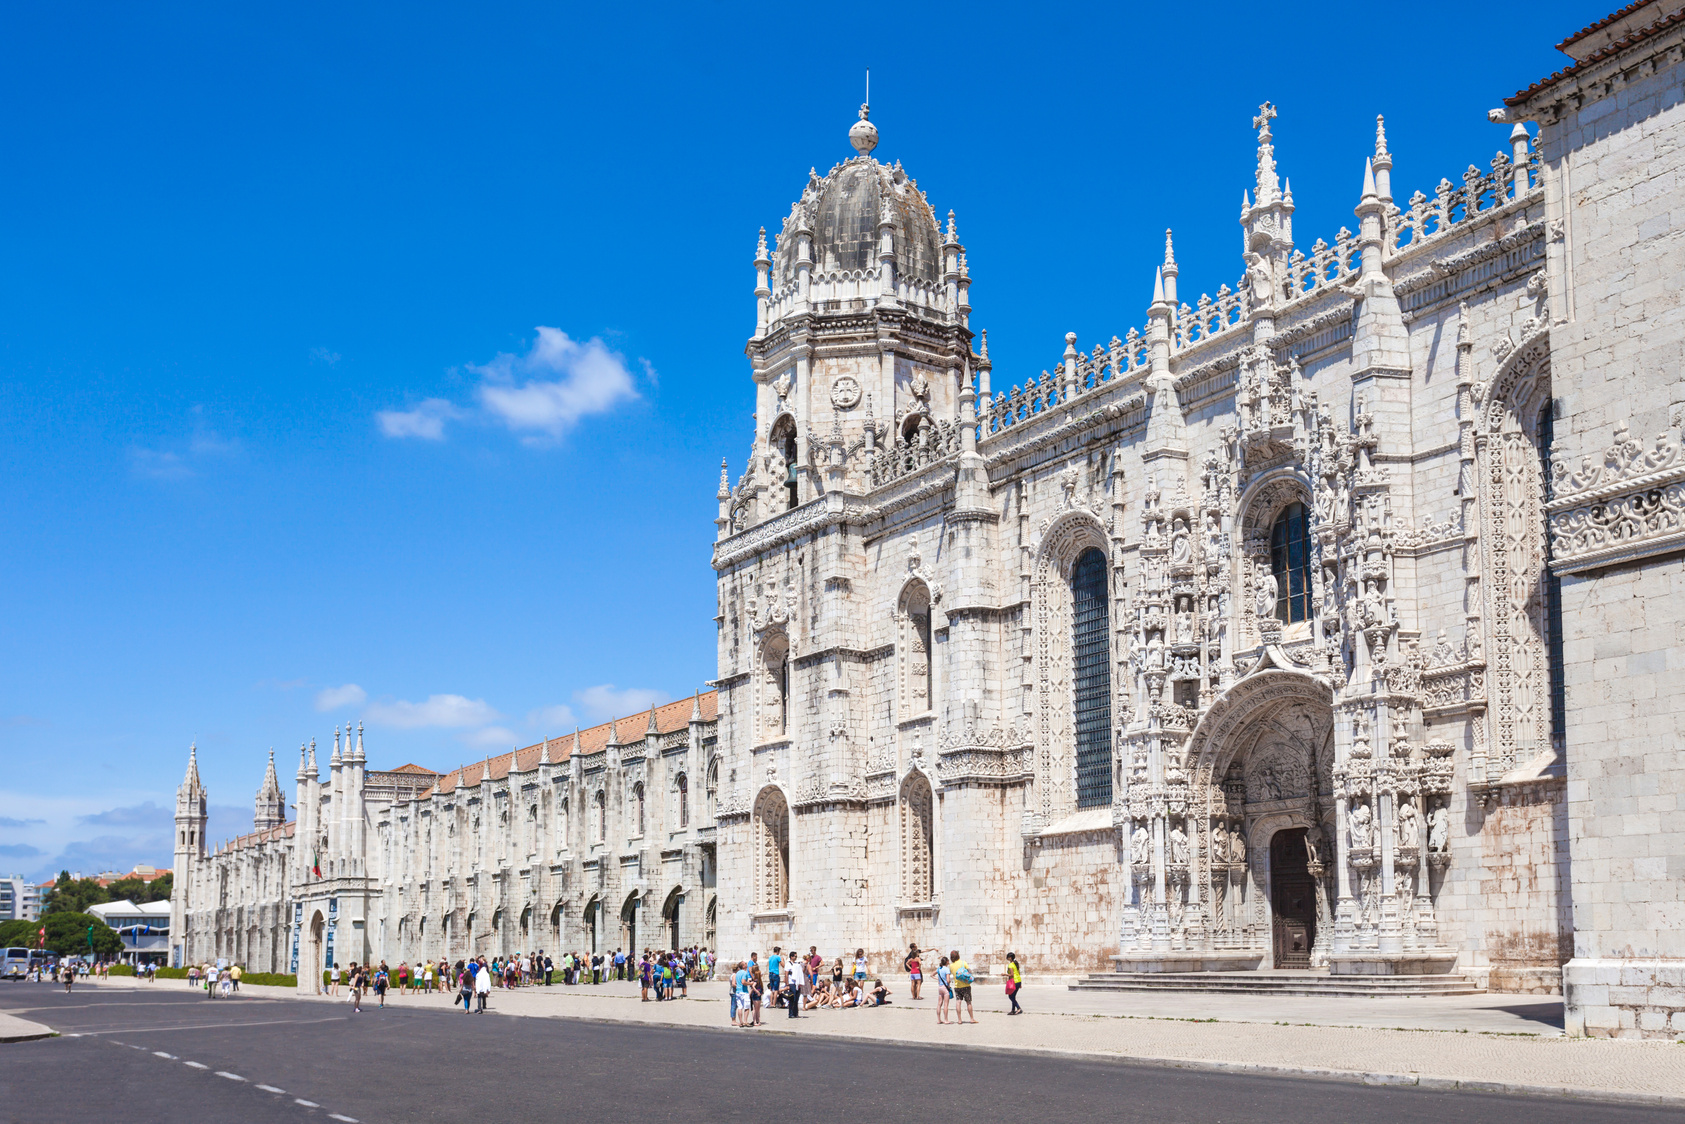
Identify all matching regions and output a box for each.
[948,949,978,1023]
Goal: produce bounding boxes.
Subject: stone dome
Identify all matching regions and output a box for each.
[775,155,944,288]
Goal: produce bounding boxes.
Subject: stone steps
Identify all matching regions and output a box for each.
[1069,971,1484,998]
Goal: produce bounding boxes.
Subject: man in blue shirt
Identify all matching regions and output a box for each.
[768,946,783,993]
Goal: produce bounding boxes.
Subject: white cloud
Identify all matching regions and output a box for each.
[364,693,501,729]
[463,725,519,750]
[527,704,577,730]
[376,398,460,440]
[130,447,192,480]
[310,347,342,366]
[314,683,367,712]
[574,684,664,722]
[473,327,639,438]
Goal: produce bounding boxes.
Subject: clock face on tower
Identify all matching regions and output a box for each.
[830,376,862,410]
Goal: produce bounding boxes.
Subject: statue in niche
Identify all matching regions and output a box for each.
[1147,633,1166,670]
[1352,713,1372,757]
[1174,605,1193,644]
[1428,802,1450,852]
[1130,825,1150,866]
[1304,822,1324,866]
[1395,800,1421,850]
[1170,517,1191,565]
[1212,820,1229,864]
[1169,824,1189,866]
[1229,826,1247,865]
[1349,802,1374,851]
[1244,251,1275,307]
[1359,579,1387,630]
[1255,566,1278,621]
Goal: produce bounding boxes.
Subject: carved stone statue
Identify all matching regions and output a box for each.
[1169,824,1189,866]
[1170,517,1191,564]
[1349,802,1374,851]
[1255,566,1278,620]
[1304,822,1324,866]
[1212,820,1229,864]
[1428,802,1450,852]
[1230,827,1247,865]
[1130,825,1150,866]
[1395,799,1421,849]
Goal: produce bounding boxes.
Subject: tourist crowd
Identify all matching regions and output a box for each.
[722,944,1021,1027]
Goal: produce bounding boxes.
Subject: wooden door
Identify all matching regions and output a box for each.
[1270,828,1316,969]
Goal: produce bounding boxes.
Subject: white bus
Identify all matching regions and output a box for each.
[2,947,31,980]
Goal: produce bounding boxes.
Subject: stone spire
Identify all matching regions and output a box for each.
[647,704,660,735]
[254,748,286,831]
[1253,101,1280,204]
[691,689,702,722]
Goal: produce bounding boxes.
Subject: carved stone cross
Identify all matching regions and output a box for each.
[1253,101,1277,135]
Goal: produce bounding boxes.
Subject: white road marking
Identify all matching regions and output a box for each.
[183,1061,208,1069]
[294,1099,319,1108]
[153,1051,176,1059]
[256,1084,285,1093]
[328,1115,359,1122]
[215,1071,245,1081]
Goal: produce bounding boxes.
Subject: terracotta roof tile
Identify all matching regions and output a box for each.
[1508,2,1685,105]
[421,690,718,798]
[387,763,442,776]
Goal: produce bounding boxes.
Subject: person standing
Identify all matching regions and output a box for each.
[1005,952,1024,1015]
[852,948,868,989]
[375,965,389,1009]
[768,946,782,996]
[544,952,553,986]
[457,963,474,1015]
[934,956,953,1024]
[475,956,491,1012]
[231,963,241,993]
[904,945,923,1000]
[948,950,978,1023]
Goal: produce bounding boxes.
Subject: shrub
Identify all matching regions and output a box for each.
[107,963,136,976]
[239,972,296,988]
[154,967,188,979]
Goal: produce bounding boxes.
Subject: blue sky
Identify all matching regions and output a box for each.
[0,1,1590,878]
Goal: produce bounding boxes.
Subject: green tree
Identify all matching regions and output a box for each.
[40,871,109,916]
[144,872,173,902]
[35,912,121,957]
[104,876,147,903]
[0,918,41,948]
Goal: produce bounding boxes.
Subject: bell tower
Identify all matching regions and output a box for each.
[169,743,208,966]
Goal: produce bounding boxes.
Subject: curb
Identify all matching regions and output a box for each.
[534,1010,1685,1110]
[0,1024,55,1044]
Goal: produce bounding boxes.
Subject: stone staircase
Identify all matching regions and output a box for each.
[1069,969,1483,998]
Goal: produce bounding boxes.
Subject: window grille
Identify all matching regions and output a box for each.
[1071,547,1113,808]
[1270,503,1312,622]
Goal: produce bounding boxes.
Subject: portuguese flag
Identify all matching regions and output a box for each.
[311,848,321,878]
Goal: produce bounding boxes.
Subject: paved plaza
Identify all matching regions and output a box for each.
[6,975,1681,1112]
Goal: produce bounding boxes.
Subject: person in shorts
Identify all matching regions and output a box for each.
[904,944,923,1000]
[948,949,978,1023]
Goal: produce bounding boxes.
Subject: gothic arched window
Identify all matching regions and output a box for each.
[705,757,719,821]
[1071,547,1113,808]
[677,774,689,828]
[1270,502,1312,623]
[901,772,934,901]
[633,783,646,837]
[753,787,790,910]
[762,633,790,739]
[903,581,933,714]
[594,790,606,843]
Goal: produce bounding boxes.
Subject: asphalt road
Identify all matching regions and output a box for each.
[0,984,1673,1124]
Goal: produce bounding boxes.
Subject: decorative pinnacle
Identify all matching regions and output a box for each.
[1375,114,1389,158]
[717,458,730,499]
[849,101,879,158]
[945,209,958,244]
[1253,101,1281,203]
[1152,265,1166,307]
[1163,229,1176,267]
[1361,156,1378,200]
[978,329,989,361]
[755,226,769,262]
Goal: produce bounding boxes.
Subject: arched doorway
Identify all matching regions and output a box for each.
[583,896,601,953]
[661,887,682,950]
[1269,828,1316,969]
[307,911,325,993]
[619,893,639,955]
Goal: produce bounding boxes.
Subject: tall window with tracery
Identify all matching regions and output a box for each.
[1071,547,1113,808]
[633,783,645,837]
[1270,502,1312,623]
[905,583,933,714]
[901,772,934,901]
[594,790,606,843]
[677,774,689,828]
[753,787,790,910]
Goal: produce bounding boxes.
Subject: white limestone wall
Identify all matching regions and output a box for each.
[1531,51,1685,1038]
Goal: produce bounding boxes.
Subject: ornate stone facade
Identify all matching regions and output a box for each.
[710,3,1685,1036]
[171,694,719,989]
